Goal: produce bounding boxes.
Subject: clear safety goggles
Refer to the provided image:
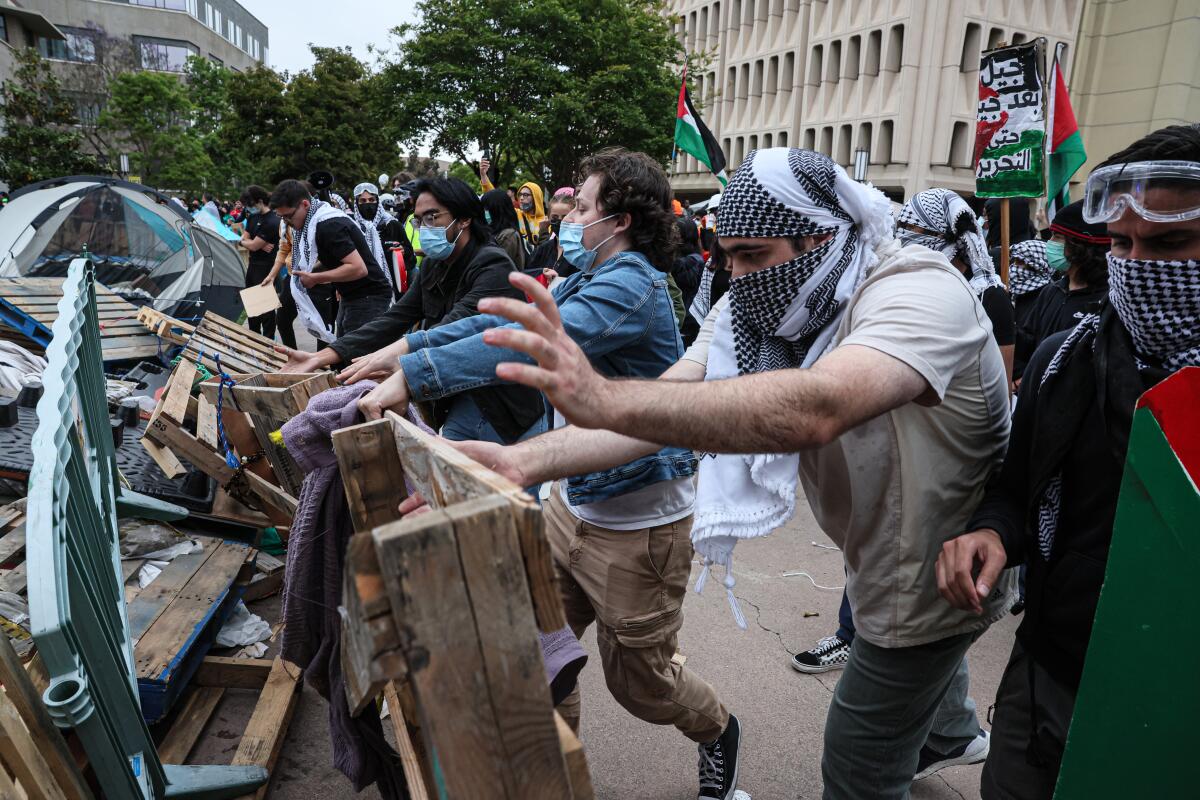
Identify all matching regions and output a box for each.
[1083,160,1200,224]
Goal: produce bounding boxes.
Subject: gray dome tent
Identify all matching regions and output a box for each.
[0,176,245,320]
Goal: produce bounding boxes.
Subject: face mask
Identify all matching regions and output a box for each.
[484,210,493,225]
[358,202,378,220]
[420,220,464,260]
[1107,252,1200,371]
[550,219,562,237]
[1045,240,1069,272]
[559,214,617,271]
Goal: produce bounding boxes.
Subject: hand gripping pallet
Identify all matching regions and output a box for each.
[333,412,594,800]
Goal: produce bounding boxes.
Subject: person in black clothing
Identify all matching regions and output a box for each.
[937,124,1200,800]
[526,192,578,278]
[671,218,706,345]
[238,185,280,340]
[1007,239,1052,334]
[268,179,392,339]
[896,187,1016,383]
[1012,200,1110,382]
[280,177,544,445]
[353,181,408,300]
[480,188,527,269]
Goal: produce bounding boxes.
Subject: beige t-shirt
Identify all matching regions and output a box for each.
[684,241,1014,648]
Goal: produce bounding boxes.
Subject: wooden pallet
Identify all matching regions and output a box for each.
[156,655,302,800]
[137,307,288,375]
[333,413,593,800]
[0,276,161,362]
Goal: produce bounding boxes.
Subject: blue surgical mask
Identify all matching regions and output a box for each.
[559,214,617,271]
[420,220,464,261]
[1045,240,1069,272]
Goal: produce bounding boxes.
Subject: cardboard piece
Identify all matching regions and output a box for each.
[239,284,281,318]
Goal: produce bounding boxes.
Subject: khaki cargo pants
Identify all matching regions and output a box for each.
[545,488,728,744]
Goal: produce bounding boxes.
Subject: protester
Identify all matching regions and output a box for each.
[359,148,741,800]
[264,218,299,349]
[238,185,281,340]
[268,179,392,340]
[480,188,526,268]
[390,172,423,271]
[278,177,543,444]
[896,187,1016,383]
[453,147,1015,798]
[684,243,732,348]
[672,216,707,343]
[1012,200,1111,381]
[526,191,578,277]
[937,123,1200,799]
[353,181,406,300]
[1008,239,1053,332]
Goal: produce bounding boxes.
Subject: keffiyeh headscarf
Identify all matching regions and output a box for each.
[691,148,894,627]
[348,184,395,296]
[1009,239,1052,298]
[352,182,398,231]
[290,198,343,343]
[897,188,1003,296]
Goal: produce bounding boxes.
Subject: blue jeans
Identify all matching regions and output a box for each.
[837,587,856,643]
[441,394,547,498]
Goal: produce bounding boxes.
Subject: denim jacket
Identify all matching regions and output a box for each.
[400,249,697,505]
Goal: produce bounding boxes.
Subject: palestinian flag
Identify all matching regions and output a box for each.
[675,69,728,186]
[1047,43,1086,223]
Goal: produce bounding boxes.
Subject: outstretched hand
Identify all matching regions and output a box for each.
[478,272,611,430]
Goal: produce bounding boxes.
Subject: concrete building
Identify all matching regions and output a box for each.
[0,0,267,84]
[668,0,1083,201]
[1070,0,1200,180]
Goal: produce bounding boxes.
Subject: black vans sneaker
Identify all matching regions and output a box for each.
[914,728,990,780]
[697,714,741,800]
[791,634,850,673]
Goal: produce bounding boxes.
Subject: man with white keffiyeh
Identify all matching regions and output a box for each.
[457,148,1014,798]
[939,124,1200,800]
[896,188,1017,384]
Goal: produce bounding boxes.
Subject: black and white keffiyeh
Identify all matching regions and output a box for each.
[692,148,894,626]
[1009,239,1052,298]
[1107,253,1200,371]
[291,198,343,343]
[897,188,1002,297]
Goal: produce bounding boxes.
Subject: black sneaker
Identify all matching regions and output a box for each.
[914,728,989,780]
[697,713,741,800]
[790,634,850,674]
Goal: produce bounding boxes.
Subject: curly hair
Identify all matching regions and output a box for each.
[1064,237,1109,289]
[577,148,679,272]
[1097,123,1200,168]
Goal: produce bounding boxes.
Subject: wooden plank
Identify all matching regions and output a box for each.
[140,436,186,480]
[0,637,91,800]
[0,562,27,595]
[241,570,283,603]
[255,552,284,575]
[0,684,68,800]
[444,496,571,799]
[134,542,252,679]
[157,686,224,764]
[388,412,566,633]
[125,548,210,641]
[161,359,198,424]
[193,656,274,691]
[195,395,219,450]
[339,533,404,716]
[0,521,25,565]
[372,510,512,798]
[332,419,409,533]
[145,415,237,484]
[231,658,302,800]
[243,471,298,518]
[383,681,432,800]
[556,712,594,800]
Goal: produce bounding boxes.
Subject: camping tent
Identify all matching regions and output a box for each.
[0,176,245,320]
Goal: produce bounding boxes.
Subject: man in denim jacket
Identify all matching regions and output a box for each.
[357,149,741,800]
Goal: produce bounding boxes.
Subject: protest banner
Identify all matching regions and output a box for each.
[974,40,1046,198]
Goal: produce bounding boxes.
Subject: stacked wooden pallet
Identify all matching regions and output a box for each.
[0,276,160,362]
[136,306,286,375]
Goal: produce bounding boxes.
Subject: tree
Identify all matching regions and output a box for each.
[101,71,213,192]
[447,161,481,193]
[219,63,299,187]
[0,48,103,188]
[375,0,692,188]
[68,27,140,159]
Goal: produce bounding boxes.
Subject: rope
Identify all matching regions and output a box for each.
[213,353,241,470]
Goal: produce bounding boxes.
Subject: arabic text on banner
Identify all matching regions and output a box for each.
[974,41,1046,198]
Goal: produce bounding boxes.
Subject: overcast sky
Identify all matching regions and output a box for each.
[239,0,417,75]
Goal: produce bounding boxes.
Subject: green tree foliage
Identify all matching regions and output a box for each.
[220,63,298,186]
[375,0,689,188]
[101,70,215,193]
[447,161,482,192]
[0,48,103,189]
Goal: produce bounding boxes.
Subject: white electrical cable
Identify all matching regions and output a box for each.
[781,571,845,591]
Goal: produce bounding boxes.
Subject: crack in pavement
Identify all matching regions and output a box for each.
[735,592,797,656]
[936,773,967,800]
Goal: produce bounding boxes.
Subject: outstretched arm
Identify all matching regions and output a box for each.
[478,273,932,454]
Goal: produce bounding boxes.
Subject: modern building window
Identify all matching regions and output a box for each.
[723,137,733,163]
[38,27,98,63]
[739,63,750,99]
[735,136,745,166]
[809,45,823,86]
[828,39,841,82]
[782,52,795,91]
[214,9,223,34]
[700,7,708,45]
[205,3,213,28]
[961,23,981,72]
[837,124,852,165]
[885,25,904,72]
[986,27,1004,50]
[846,35,861,81]
[744,0,754,26]
[208,53,224,65]
[764,132,773,148]
[819,126,832,156]
[136,36,198,72]
[865,29,881,75]
[0,14,8,43]
[752,59,764,96]
[130,0,189,8]
[778,131,787,147]
[67,94,103,126]
[878,119,894,163]
[1011,32,1027,45]
[749,134,759,154]
[949,121,970,167]
[726,66,737,101]
[767,55,779,94]
[858,123,873,162]
[803,128,815,151]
